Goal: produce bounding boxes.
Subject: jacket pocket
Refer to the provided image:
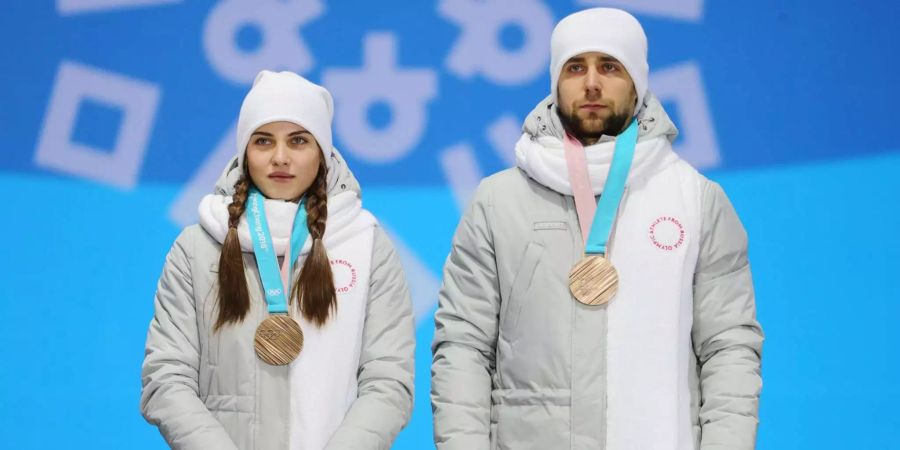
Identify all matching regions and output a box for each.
[490,412,499,450]
[204,263,221,366]
[500,241,544,333]
[533,221,568,231]
[205,395,254,449]
[491,388,571,450]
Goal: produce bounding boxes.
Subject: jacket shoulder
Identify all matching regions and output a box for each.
[176,223,218,245]
[169,224,222,263]
[671,158,712,187]
[481,167,532,189]
[473,167,546,208]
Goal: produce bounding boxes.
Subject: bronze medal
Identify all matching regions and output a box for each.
[568,254,619,306]
[254,314,304,365]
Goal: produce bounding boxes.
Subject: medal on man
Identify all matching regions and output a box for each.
[569,254,618,305]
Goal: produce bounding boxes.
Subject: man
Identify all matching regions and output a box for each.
[431,8,762,450]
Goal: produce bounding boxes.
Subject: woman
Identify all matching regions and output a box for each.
[140,71,415,450]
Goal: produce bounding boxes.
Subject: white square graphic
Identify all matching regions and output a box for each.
[57,0,180,16]
[651,61,721,170]
[576,0,705,22]
[35,61,161,189]
[169,123,237,227]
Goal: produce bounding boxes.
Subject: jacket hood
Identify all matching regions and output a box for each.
[514,91,681,196]
[202,146,373,254]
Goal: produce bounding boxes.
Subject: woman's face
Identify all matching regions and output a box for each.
[246,121,322,201]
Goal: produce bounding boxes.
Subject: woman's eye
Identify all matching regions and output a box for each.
[291,137,307,145]
[255,137,271,145]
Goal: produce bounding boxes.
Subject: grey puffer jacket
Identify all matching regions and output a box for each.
[141,148,415,449]
[431,94,763,450]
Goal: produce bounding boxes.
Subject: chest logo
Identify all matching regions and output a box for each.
[649,216,685,251]
[330,259,359,294]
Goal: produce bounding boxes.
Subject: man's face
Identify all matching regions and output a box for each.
[557,52,637,144]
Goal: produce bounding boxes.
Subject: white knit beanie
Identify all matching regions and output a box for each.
[236,70,334,173]
[550,8,649,115]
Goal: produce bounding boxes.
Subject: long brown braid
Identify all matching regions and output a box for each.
[291,156,337,326]
[214,172,251,331]
[214,158,336,330]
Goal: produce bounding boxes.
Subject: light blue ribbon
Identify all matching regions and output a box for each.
[247,188,309,314]
[584,119,639,255]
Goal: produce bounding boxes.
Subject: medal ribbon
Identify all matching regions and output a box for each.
[563,119,639,255]
[247,188,310,314]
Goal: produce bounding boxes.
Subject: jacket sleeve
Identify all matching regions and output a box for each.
[140,230,239,450]
[692,181,764,450]
[431,183,499,449]
[325,225,416,450]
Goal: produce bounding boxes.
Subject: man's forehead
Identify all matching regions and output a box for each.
[565,52,620,64]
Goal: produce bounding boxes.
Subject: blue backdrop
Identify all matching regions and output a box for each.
[1,0,899,448]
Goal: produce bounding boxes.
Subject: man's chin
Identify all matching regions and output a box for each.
[577,120,606,135]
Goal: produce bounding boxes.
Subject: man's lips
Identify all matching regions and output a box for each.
[579,103,608,112]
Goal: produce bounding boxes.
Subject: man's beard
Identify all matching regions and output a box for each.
[558,107,631,143]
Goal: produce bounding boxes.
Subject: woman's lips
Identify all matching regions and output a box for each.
[268,173,295,183]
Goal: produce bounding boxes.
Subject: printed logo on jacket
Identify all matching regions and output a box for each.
[649,215,685,251]
[331,259,359,294]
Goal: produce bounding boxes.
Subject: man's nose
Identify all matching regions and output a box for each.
[584,68,602,97]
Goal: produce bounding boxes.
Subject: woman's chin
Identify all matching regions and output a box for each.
[256,186,300,201]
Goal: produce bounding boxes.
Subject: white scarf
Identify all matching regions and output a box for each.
[514,134,678,195]
[516,132,699,450]
[197,190,374,254]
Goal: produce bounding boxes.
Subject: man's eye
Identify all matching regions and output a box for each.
[569,64,585,72]
[603,63,618,72]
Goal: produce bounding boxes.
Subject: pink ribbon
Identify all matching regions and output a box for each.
[279,213,296,295]
[563,134,597,246]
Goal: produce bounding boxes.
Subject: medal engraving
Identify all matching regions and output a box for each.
[254,314,303,365]
[568,255,619,306]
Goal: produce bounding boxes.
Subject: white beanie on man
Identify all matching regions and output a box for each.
[236,70,335,172]
[550,8,649,115]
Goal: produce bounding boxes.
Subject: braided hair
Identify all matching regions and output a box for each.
[214,157,336,330]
